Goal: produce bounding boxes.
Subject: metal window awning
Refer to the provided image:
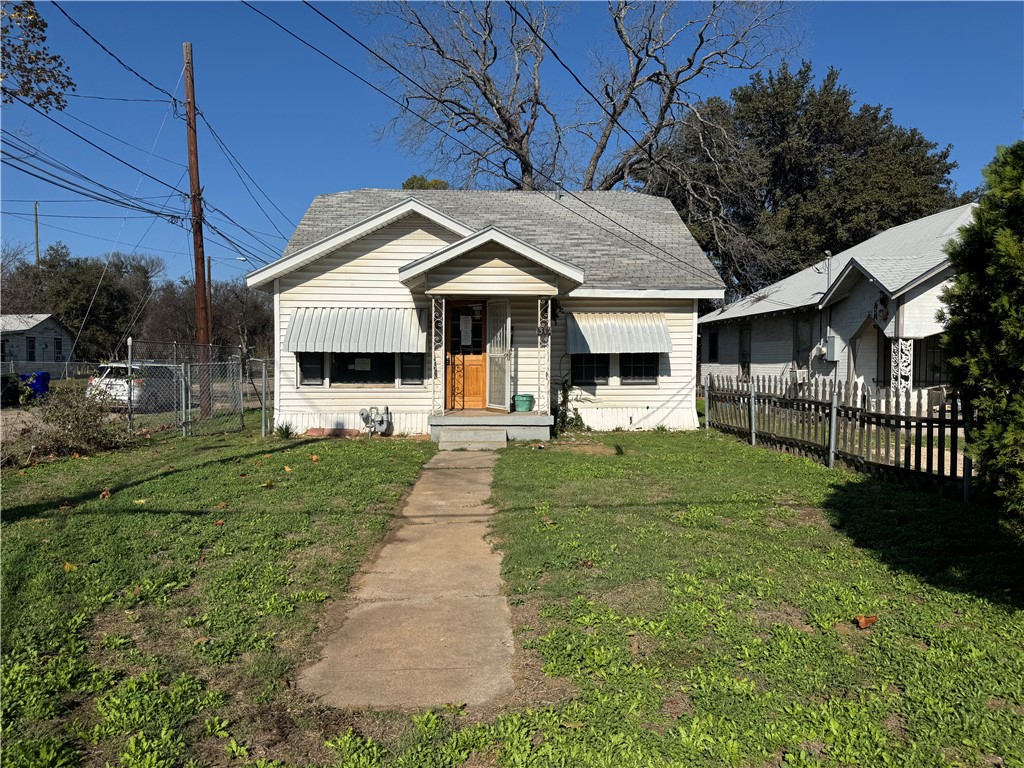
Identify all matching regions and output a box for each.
[284,307,426,353]
[567,312,672,354]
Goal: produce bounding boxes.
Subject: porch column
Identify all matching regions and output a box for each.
[890,337,913,398]
[430,295,445,416]
[537,297,552,415]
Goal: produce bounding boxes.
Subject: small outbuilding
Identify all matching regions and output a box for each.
[0,314,74,365]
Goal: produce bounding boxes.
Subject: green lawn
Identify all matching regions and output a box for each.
[2,428,1023,768]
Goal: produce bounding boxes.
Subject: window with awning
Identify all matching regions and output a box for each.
[287,308,427,388]
[567,313,671,387]
[567,313,672,354]
[284,307,426,353]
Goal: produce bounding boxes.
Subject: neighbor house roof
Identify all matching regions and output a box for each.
[0,314,56,333]
[249,189,724,293]
[700,203,976,325]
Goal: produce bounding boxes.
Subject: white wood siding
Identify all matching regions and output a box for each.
[553,298,699,430]
[899,271,951,339]
[426,247,558,295]
[275,215,458,433]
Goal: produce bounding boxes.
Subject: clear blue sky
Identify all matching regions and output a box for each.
[2,1,1021,284]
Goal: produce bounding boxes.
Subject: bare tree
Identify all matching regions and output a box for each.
[372,1,561,190]
[369,1,790,191]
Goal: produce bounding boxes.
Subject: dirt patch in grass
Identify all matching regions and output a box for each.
[884,712,908,740]
[752,603,816,634]
[601,579,668,617]
[660,689,694,720]
[460,747,500,767]
[545,442,616,455]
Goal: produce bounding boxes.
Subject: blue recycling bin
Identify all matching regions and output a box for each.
[18,371,51,400]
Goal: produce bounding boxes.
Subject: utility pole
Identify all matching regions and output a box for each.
[184,41,212,416]
[184,42,210,350]
[34,202,40,264]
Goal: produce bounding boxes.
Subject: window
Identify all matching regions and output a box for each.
[793,315,814,369]
[26,336,36,362]
[739,326,751,378]
[297,352,323,385]
[0,339,7,362]
[913,336,949,388]
[330,353,395,385]
[620,353,659,385]
[54,337,63,362]
[875,330,892,388]
[707,331,719,363]
[399,353,425,385]
[570,353,609,386]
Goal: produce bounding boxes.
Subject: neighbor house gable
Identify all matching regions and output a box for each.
[246,198,474,290]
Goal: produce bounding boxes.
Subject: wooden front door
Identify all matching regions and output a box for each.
[446,302,487,410]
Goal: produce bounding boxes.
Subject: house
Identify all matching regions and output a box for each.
[698,203,976,394]
[245,189,724,439]
[0,314,74,365]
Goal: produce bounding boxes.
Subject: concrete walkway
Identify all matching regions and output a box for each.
[297,451,514,709]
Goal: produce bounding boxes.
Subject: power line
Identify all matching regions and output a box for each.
[14,97,189,196]
[59,107,186,168]
[51,2,179,102]
[67,93,173,104]
[3,213,189,256]
[290,1,721,286]
[1,152,185,221]
[198,111,295,233]
[51,1,290,243]
[1,211,153,219]
[2,129,186,219]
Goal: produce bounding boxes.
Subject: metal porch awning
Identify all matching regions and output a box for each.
[284,307,426,353]
[567,312,672,354]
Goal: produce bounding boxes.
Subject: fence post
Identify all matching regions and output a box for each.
[963,399,973,503]
[261,359,268,438]
[127,336,134,434]
[749,377,756,446]
[239,347,245,431]
[828,387,838,468]
[180,363,187,437]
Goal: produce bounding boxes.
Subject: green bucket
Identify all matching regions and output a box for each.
[513,393,535,412]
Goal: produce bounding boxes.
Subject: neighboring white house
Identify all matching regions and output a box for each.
[246,189,724,439]
[0,314,74,365]
[699,203,976,393]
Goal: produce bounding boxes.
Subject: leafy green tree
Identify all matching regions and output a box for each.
[1,0,75,110]
[642,61,967,295]
[941,142,1024,518]
[0,242,164,360]
[401,175,450,190]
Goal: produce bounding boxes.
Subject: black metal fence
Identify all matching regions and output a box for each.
[705,374,971,499]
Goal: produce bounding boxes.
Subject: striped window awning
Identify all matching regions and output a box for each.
[567,312,672,354]
[284,307,426,353]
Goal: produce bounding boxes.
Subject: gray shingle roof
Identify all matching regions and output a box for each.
[700,203,976,325]
[282,189,723,291]
[0,314,53,333]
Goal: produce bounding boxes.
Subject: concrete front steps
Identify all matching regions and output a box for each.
[437,427,507,451]
[431,412,553,450]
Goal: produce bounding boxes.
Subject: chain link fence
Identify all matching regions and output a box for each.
[1,339,274,438]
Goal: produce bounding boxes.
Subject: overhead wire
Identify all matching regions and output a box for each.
[295,0,723,286]
[198,111,295,233]
[50,1,180,102]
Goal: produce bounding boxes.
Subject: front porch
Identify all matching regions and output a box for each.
[428,410,554,442]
